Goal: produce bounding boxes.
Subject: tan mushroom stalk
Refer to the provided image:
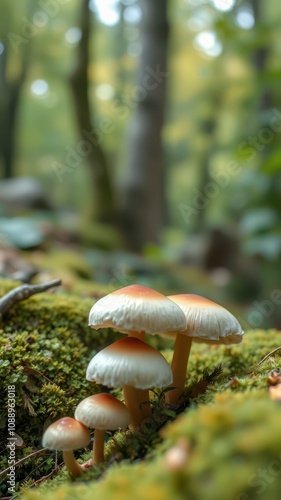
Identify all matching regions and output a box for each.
[75,393,130,465]
[86,336,173,431]
[42,417,90,478]
[88,284,186,417]
[165,294,244,405]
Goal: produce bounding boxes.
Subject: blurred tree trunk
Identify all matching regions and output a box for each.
[69,0,115,224]
[251,0,271,111]
[194,91,220,233]
[119,0,169,251]
[0,42,27,178]
[190,52,223,234]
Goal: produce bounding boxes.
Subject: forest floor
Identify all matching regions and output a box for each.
[0,278,280,500]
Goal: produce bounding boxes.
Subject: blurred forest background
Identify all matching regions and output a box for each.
[0,0,280,328]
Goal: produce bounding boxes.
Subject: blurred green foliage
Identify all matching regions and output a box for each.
[0,0,280,239]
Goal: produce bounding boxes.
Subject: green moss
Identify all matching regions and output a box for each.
[79,221,124,251]
[0,279,120,495]
[21,392,281,500]
[20,391,281,500]
[22,330,281,497]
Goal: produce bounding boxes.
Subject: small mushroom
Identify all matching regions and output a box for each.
[164,438,190,471]
[74,393,130,465]
[88,284,186,417]
[86,336,172,430]
[269,384,281,401]
[42,417,90,477]
[267,369,281,386]
[164,294,243,404]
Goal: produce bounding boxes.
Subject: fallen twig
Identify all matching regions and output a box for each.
[26,461,64,488]
[257,346,281,366]
[23,366,57,386]
[0,448,49,478]
[0,279,62,320]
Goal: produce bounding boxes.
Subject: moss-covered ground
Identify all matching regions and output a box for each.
[0,279,280,499]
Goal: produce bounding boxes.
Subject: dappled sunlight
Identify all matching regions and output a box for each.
[193,30,223,57]
[30,79,49,98]
[64,26,82,46]
[123,4,142,25]
[235,6,255,30]
[89,0,120,26]
[211,0,236,12]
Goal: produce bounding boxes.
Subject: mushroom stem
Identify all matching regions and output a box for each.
[62,450,85,478]
[128,331,145,342]
[127,333,149,419]
[123,385,143,431]
[165,334,192,405]
[93,428,106,464]
[138,389,152,420]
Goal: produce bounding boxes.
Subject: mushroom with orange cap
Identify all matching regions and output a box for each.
[88,284,187,342]
[164,294,244,404]
[88,284,186,417]
[42,417,90,477]
[74,393,130,465]
[86,336,173,430]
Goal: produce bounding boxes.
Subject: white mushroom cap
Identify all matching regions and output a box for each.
[86,336,173,389]
[75,393,130,430]
[166,294,243,344]
[88,284,186,335]
[42,417,90,451]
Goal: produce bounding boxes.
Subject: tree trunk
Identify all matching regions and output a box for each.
[194,105,218,234]
[0,42,27,178]
[69,0,115,224]
[251,0,271,110]
[119,0,169,251]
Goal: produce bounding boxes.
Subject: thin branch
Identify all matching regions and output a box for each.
[257,346,281,366]
[23,366,57,386]
[27,461,64,487]
[0,279,62,320]
[0,448,49,478]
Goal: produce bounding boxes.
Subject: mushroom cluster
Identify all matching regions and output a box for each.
[42,284,243,477]
[42,393,130,478]
[87,284,187,429]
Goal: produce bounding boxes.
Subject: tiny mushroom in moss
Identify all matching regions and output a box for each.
[88,284,186,417]
[267,369,281,386]
[164,438,190,471]
[74,393,130,465]
[42,416,90,478]
[164,294,243,404]
[86,336,173,431]
[269,384,281,402]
